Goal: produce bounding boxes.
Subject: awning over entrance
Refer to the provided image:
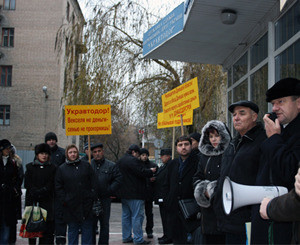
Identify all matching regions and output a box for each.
[143,0,277,65]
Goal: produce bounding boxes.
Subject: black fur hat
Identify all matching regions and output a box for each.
[35,143,51,155]
[45,132,57,143]
[266,77,300,102]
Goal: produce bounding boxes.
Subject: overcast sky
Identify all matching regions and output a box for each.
[78,0,183,20]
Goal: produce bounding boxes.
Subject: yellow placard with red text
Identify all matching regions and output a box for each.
[157,110,193,129]
[161,77,199,118]
[65,105,111,136]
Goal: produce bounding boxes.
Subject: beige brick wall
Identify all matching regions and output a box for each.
[0,0,83,150]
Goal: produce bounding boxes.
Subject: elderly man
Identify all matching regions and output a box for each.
[251,77,300,244]
[117,144,156,244]
[213,100,266,244]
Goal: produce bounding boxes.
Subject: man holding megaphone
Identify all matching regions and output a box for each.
[251,78,300,244]
[213,100,266,244]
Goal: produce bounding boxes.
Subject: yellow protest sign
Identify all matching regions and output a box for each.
[162,77,199,117]
[157,110,193,129]
[65,105,111,136]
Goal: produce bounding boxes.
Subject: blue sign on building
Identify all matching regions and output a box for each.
[143,3,184,57]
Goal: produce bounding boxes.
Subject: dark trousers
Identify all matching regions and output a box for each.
[145,200,153,234]
[225,232,246,244]
[159,204,172,239]
[54,198,67,245]
[92,197,111,245]
[28,220,54,245]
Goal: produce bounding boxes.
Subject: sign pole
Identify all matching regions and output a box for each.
[180,114,184,136]
[88,135,91,164]
[172,127,175,160]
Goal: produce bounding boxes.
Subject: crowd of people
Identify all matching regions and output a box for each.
[0,77,299,245]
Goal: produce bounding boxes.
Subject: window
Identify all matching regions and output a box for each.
[0,66,12,86]
[233,53,248,83]
[275,1,300,49]
[0,105,10,125]
[233,79,248,102]
[3,0,15,10]
[66,2,70,21]
[275,39,300,81]
[250,33,268,69]
[250,64,268,120]
[2,28,14,47]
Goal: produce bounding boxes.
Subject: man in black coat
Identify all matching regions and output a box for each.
[117,144,156,244]
[90,143,122,245]
[45,132,66,245]
[251,77,300,244]
[163,136,201,244]
[153,148,173,244]
[140,148,157,239]
[213,100,266,244]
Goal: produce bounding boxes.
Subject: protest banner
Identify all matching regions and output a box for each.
[161,77,199,118]
[157,110,193,129]
[65,105,111,136]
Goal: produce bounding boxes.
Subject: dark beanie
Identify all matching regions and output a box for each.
[140,148,149,156]
[266,77,300,102]
[160,148,172,156]
[0,139,12,151]
[189,132,201,142]
[35,143,51,155]
[45,132,58,143]
[128,144,140,153]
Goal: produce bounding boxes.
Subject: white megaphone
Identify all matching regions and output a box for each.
[222,177,288,215]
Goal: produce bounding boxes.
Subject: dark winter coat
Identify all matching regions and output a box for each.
[163,153,201,236]
[267,189,300,244]
[50,145,65,167]
[24,160,56,220]
[193,120,231,235]
[143,159,157,201]
[153,159,171,204]
[91,158,122,198]
[116,153,153,200]
[213,122,266,234]
[55,159,97,223]
[251,113,300,244]
[0,155,21,226]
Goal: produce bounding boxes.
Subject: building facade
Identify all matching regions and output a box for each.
[143,0,299,132]
[0,0,84,151]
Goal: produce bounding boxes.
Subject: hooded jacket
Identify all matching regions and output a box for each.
[193,120,231,234]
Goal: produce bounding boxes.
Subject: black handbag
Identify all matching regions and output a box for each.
[26,203,47,232]
[179,198,201,220]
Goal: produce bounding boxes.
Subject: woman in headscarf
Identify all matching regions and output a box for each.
[193,120,231,244]
[24,143,56,244]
